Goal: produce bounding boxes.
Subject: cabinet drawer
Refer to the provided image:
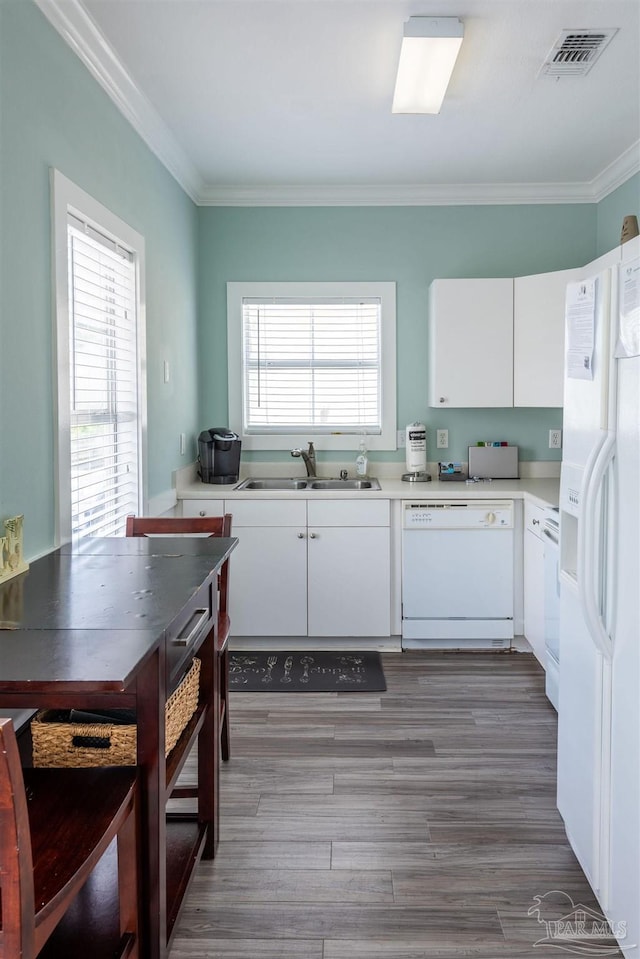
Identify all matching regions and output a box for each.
[232,499,307,527]
[525,502,545,538]
[165,578,214,689]
[182,499,225,518]
[307,499,390,527]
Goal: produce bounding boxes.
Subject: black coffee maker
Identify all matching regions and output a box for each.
[197,428,242,484]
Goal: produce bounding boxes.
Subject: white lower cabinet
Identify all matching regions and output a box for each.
[523,501,546,667]
[229,500,308,636]
[228,498,391,637]
[231,524,308,636]
[307,500,391,637]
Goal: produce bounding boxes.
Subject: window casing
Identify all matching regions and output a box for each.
[228,282,396,451]
[52,170,147,542]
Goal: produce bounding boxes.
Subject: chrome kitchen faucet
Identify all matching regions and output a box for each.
[291,442,316,477]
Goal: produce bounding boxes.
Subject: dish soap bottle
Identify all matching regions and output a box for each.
[355,435,369,479]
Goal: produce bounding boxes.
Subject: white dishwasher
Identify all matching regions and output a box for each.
[401,501,514,650]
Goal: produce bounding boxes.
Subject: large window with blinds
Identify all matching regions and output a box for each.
[227,282,396,451]
[52,170,146,542]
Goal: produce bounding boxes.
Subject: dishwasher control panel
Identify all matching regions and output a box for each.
[403,501,514,529]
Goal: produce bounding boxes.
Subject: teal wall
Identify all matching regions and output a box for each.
[198,204,597,467]
[0,1,199,558]
[0,1,635,558]
[596,172,640,255]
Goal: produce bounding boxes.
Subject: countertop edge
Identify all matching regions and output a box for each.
[177,478,560,510]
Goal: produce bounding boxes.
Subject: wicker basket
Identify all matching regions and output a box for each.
[32,657,201,767]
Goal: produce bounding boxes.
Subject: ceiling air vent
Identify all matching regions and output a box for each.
[539,28,618,78]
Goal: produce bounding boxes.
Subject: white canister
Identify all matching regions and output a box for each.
[405,422,427,474]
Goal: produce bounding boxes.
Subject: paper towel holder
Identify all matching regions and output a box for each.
[402,422,432,482]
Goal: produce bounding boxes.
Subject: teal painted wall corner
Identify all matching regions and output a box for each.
[596,172,640,255]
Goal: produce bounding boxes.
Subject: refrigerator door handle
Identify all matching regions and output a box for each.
[578,428,615,662]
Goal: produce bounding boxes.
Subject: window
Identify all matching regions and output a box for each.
[228,282,396,451]
[52,170,147,542]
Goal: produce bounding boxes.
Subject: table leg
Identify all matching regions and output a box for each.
[136,646,167,959]
[199,627,219,859]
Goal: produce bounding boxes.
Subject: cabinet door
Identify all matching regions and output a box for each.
[523,503,546,666]
[428,278,513,408]
[229,525,308,636]
[514,268,578,407]
[307,526,390,637]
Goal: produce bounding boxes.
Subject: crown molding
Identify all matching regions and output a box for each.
[36,0,639,209]
[196,180,600,207]
[33,0,204,203]
[590,141,640,202]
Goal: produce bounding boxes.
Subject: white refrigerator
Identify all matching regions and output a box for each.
[557,236,639,959]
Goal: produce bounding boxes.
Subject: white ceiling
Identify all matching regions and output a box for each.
[39,0,640,204]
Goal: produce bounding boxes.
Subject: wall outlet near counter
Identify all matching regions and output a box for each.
[436,429,449,449]
[397,429,406,449]
[549,429,562,449]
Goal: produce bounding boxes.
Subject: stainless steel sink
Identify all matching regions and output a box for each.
[308,478,381,490]
[234,477,381,491]
[234,478,309,490]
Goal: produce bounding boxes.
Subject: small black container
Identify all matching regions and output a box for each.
[197,428,241,484]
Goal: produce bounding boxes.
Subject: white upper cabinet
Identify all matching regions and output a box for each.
[514,268,578,407]
[428,278,514,408]
[429,268,577,409]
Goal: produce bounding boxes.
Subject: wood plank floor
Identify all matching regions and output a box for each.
[169,651,622,959]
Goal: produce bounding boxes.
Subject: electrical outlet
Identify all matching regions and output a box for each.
[397,429,406,449]
[549,429,562,449]
[436,429,449,449]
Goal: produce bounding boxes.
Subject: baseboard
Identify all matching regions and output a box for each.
[230,636,402,653]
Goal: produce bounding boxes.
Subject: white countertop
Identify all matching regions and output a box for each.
[177,475,560,510]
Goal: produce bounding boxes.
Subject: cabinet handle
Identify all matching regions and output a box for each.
[532,518,539,526]
[199,510,206,517]
[172,608,209,647]
[309,532,317,539]
[439,397,446,404]
[297,532,305,539]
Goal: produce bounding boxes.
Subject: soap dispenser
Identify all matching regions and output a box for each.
[355,435,369,478]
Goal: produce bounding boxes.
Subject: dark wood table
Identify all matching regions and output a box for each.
[0,536,237,959]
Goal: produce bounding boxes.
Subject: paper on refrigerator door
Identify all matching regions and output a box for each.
[566,278,596,379]
[615,257,640,358]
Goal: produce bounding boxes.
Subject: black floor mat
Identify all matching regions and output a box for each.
[229,651,386,692]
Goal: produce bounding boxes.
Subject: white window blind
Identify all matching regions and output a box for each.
[242,297,382,434]
[67,215,140,539]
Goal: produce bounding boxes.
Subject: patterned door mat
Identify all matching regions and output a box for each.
[229,651,386,692]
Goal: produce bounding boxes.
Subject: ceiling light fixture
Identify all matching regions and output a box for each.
[392,17,464,115]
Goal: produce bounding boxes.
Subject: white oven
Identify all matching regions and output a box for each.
[401,501,514,650]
